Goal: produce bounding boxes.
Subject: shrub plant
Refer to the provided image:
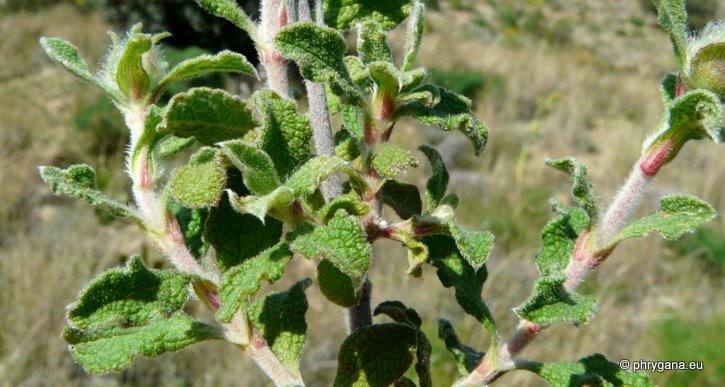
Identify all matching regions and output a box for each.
[39,0,723,385]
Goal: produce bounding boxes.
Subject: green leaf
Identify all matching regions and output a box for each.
[193,0,256,33]
[438,319,484,376]
[39,37,119,100]
[342,104,366,137]
[334,323,418,387]
[252,89,313,178]
[67,256,194,330]
[380,180,422,219]
[402,1,424,71]
[39,164,137,221]
[690,42,725,98]
[399,87,489,155]
[319,192,370,223]
[610,194,717,247]
[390,228,429,275]
[115,32,152,100]
[286,156,368,197]
[522,353,652,387]
[228,186,296,222]
[153,135,195,160]
[660,73,678,105]
[369,61,402,98]
[446,220,494,271]
[64,312,219,374]
[250,279,312,379]
[357,21,392,64]
[154,50,257,96]
[419,145,449,210]
[168,201,209,260]
[401,68,429,93]
[204,196,283,271]
[63,256,219,374]
[426,235,497,338]
[217,242,294,322]
[220,140,281,195]
[535,202,588,276]
[169,158,226,208]
[514,274,597,326]
[371,144,418,179]
[317,259,361,307]
[335,129,362,161]
[653,0,688,72]
[324,0,414,30]
[275,23,364,105]
[158,87,257,145]
[344,56,371,87]
[397,83,440,108]
[373,301,422,328]
[291,210,371,281]
[545,157,599,224]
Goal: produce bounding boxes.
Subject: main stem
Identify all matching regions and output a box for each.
[457,153,657,386]
[124,104,302,387]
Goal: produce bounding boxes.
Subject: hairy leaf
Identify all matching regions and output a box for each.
[170,158,226,208]
[253,89,313,178]
[317,259,360,307]
[194,0,255,32]
[380,180,422,219]
[154,135,195,160]
[374,301,422,328]
[158,87,257,145]
[447,220,494,271]
[399,87,489,155]
[228,187,296,222]
[334,129,362,161]
[319,192,370,223]
[535,202,588,276]
[168,201,209,260]
[514,275,597,326]
[438,319,484,376]
[115,32,152,100]
[546,157,598,224]
[653,0,688,72]
[155,50,257,96]
[220,140,281,195]
[286,156,368,196]
[342,104,366,137]
[324,0,413,30]
[660,73,678,105]
[358,21,392,64]
[522,353,652,386]
[334,323,418,387]
[402,1,424,71]
[39,164,137,221]
[217,242,294,322]
[419,145,449,210]
[371,144,418,179]
[204,196,283,271]
[250,279,312,379]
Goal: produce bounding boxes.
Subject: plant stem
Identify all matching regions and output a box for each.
[260,0,289,98]
[346,278,373,332]
[456,153,658,386]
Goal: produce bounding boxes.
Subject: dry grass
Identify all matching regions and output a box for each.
[1,2,723,386]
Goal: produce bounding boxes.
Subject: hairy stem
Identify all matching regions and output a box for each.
[260,0,289,97]
[346,278,373,332]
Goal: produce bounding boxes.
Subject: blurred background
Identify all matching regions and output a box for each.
[1,0,724,386]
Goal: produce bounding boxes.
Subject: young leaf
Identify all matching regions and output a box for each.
[158,87,257,145]
[67,256,194,330]
[317,259,361,307]
[342,104,366,138]
[370,144,419,179]
[426,235,497,338]
[344,56,371,87]
[535,202,588,276]
[324,0,414,31]
[275,23,364,105]
[253,90,313,178]
[438,319,484,376]
[660,73,678,105]
[220,140,281,195]
[398,87,489,155]
[168,201,209,260]
[39,164,138,221]
[193,0,256,34]
[291,210,371,281]
[446,220,494,271]
[357,21,393,64]
[653,0,688,72]
[545,157,599,224]
[217,242,294,323]
[373,301,422,328]
[334,323,418,387]
[227,187,296,222]
[521,353,652,386]
[609,194,717,247]
[286,156,368,197]
[319,192,370,223]
[380,180,422,219]
[64,312,220,374]
[115,32,152,100]
[204,196,283,271]
[250,279,312,379]
[334,129,362,161]
[390,228,429,275]
[402,1,424,71]
[169,158,226,208]
[153,135,195,160]
[369,61,402,99]
[39,37,120,100]
[152,50,256,100]
[419,145,449,210]
[514,275,597,326]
